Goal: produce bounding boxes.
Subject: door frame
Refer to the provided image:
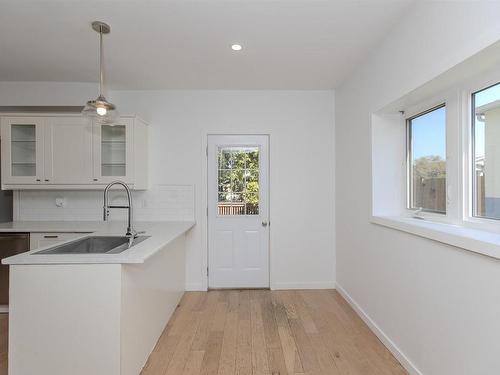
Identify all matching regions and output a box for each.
[202,132,271,290]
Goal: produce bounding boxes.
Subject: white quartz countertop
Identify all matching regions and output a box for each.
[1,221,195,265]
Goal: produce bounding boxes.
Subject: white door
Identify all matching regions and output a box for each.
[208,135,269,288]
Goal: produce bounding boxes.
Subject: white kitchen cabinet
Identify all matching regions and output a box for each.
[1,114,148,190]
[1,117,45,185]
[29,232,86,250]
[44,117,93,184]
[89,116,148,188]
[92,117,148,189]
[94,121,130,183]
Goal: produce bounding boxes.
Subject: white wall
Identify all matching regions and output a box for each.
[0,86,336,291]
[0,81,97,106]
[111,90,336,291]
[336,2,500,375]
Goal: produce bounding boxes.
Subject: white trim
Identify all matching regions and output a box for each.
[185,282,206,292]
[463,71,500,230]
[271,281,336,290]
[403,89,461,224]
[0,113,145,121]
[372,215,500,260]
[12,190,20,221]
[336,283,423,375]
[201,131,209,292]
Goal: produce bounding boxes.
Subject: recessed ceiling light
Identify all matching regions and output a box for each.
[231,44,242,51]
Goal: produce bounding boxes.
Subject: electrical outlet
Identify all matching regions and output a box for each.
[55,197,66,208]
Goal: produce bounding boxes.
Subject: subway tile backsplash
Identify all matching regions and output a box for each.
[15,185,195,222]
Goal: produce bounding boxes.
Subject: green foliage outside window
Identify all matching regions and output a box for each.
[218,148,259,214]
[413,155,446,179]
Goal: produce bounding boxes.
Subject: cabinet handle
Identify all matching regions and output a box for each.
[43,235,58,239]
[36,179,41,182]
[93,178,98,181]
[44,179,49,182]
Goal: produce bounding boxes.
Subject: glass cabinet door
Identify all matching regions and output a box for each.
[11,124,37,177]
[101,125,126,177]
[93,118,133,183]
[1,118,44,184]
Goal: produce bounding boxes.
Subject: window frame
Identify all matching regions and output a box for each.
[461,70,500,233]
[406,103,447,215]
[402,89,460,224]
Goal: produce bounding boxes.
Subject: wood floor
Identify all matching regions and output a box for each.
[141,289,407,375]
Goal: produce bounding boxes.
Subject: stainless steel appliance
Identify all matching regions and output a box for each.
[0,233,29,304]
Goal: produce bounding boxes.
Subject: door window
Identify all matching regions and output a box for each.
[217,146,259,215]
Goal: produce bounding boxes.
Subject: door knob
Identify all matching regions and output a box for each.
[262,220,268,227]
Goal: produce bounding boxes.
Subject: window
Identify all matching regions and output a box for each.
[472,82,500,220]
[370,58,500,259]
[407,105,446,213]
[217,146,259,215]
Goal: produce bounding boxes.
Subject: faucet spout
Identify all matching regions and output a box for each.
[103,180,137,238]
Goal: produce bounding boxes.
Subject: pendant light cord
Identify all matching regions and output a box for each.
[99,29,104,97]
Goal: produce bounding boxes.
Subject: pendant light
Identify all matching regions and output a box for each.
[82,21,119,125]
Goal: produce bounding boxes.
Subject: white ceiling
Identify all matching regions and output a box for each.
[0,0,414,89]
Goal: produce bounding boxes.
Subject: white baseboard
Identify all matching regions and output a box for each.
[185,282,206,291]
[271,281,336,290]
[336,283,422,375]
[186,281,336,291]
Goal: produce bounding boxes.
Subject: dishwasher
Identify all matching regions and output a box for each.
[0,233,30,305]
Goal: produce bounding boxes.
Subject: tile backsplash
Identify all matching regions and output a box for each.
[14,185,195,222]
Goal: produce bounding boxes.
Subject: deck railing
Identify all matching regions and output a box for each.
[217,203,258,215]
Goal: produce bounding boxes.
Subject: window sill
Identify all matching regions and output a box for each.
[371,215,500,260]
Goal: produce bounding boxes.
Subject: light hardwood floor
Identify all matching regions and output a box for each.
[141,290,408,375]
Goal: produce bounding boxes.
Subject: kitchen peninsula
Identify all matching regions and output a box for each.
[1,220,194,375]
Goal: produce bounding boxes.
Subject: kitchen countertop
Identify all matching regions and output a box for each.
[1,221,195,265]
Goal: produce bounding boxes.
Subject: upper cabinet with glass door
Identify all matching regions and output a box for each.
[92,116,148,189]
[1,117,45,185]
[0,114,148,190]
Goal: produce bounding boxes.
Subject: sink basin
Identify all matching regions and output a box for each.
[34,236,150,255]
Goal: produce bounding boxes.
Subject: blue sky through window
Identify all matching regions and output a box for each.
[411,106,446,159]
[409,83,500,160]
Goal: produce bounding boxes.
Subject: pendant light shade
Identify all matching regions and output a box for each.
[82,21,119,125]
[81,94,119,124]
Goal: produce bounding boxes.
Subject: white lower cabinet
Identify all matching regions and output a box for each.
[1,115,148,190]
[29,232,85,250]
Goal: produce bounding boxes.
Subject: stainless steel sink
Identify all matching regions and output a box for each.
[33,236,150,255]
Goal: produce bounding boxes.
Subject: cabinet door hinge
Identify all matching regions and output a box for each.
[207,267,209,276]
[206,146,208,156]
